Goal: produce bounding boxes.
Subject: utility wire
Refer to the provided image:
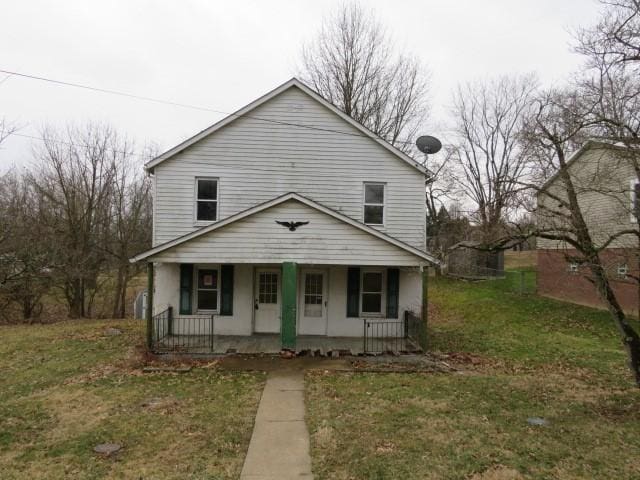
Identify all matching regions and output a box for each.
[12,132,148,161]
[0,68,420,146]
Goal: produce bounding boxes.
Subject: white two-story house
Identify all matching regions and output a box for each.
[131,78,437,354]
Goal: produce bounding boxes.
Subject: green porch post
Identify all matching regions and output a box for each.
[420,267,428,350]
[146,262,154,350]
[281,262,297,350]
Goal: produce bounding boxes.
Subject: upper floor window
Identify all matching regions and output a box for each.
[568,262,579,274]
[363,183,385,225]
[631,179,640,223]
[196,178,218,223]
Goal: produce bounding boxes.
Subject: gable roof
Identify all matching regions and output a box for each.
[145,78,427,175]
[538,139,639,193]
[130,192,438,264]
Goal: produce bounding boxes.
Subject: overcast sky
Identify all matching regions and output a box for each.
[0,0,603,171]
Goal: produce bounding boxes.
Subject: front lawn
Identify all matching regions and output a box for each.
[305,276,640,479]
[0,320,265,479]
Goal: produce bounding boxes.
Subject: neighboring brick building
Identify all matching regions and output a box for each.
[536,140,639,314]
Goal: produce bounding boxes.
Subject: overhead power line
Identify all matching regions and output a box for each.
[11,132,148,161]
[0,68,420,146]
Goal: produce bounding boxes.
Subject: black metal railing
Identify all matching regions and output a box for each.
[362,311,426,354]
[404,310,427,351]
[150,306,215,354]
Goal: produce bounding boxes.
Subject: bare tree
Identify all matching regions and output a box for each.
[30,123,121,318]
[299,2,430,150]
[105,147,153,318]
[0,117,17,146]
[521,89,640,385]
[576,0,640,67]
[448,74,539,243]
[0,171,54,320]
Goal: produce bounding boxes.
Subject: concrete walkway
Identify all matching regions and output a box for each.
[240,370,313,479]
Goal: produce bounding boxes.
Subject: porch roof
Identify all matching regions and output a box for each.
[130,192,438,266]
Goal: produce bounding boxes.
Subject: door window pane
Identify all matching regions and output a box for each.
[304,273,323,317]
[259,272,278,304]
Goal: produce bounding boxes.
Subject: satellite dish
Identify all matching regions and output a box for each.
[416,135,442,155]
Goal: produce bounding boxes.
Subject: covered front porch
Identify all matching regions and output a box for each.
[132,193,435,355]
[145,262,427,355]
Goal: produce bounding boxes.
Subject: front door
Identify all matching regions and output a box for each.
[254,268,281,333]
[298,269,328,335]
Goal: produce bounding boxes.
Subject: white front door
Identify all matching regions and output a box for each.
[254,268,281,333]
[298,269,328,335]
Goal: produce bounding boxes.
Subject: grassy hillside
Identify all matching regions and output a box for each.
[306,277,640,479]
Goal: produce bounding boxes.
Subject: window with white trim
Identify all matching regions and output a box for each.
[196,178,218,223]
[361,270,384,314]
[568,262,579,274]
[363,183,385,225]
[197,268,219,310]
[617,263,629,279]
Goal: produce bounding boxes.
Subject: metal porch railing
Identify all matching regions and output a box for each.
[150,306,215,354]
[363,311,426,354]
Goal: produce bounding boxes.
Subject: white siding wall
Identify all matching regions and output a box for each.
[153,263,179,315]
[324,266,422,336]
[152,200,425,266]
[153,86,426,249]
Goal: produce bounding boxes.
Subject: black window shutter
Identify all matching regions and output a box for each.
[386,268,400,318]
[346,267,360,317]
[220,264,234,316]
[179,264,193,315]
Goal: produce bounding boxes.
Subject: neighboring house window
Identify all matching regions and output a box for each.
[361,270,384,314]
[568,262,579,274]
[363,183,385,225]
[631,179,640,223]
[617,263,629,279]
[196,178,218,222]
[197,268,218,310]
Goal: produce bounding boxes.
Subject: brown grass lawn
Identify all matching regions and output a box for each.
[305,276,640,480]
[0,319,265,479]
[504,250,537,270]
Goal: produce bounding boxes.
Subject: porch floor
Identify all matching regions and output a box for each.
[156,334,419,355]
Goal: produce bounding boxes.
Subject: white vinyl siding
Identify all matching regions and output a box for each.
[152,86,426,249]
[152,199,425,266]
